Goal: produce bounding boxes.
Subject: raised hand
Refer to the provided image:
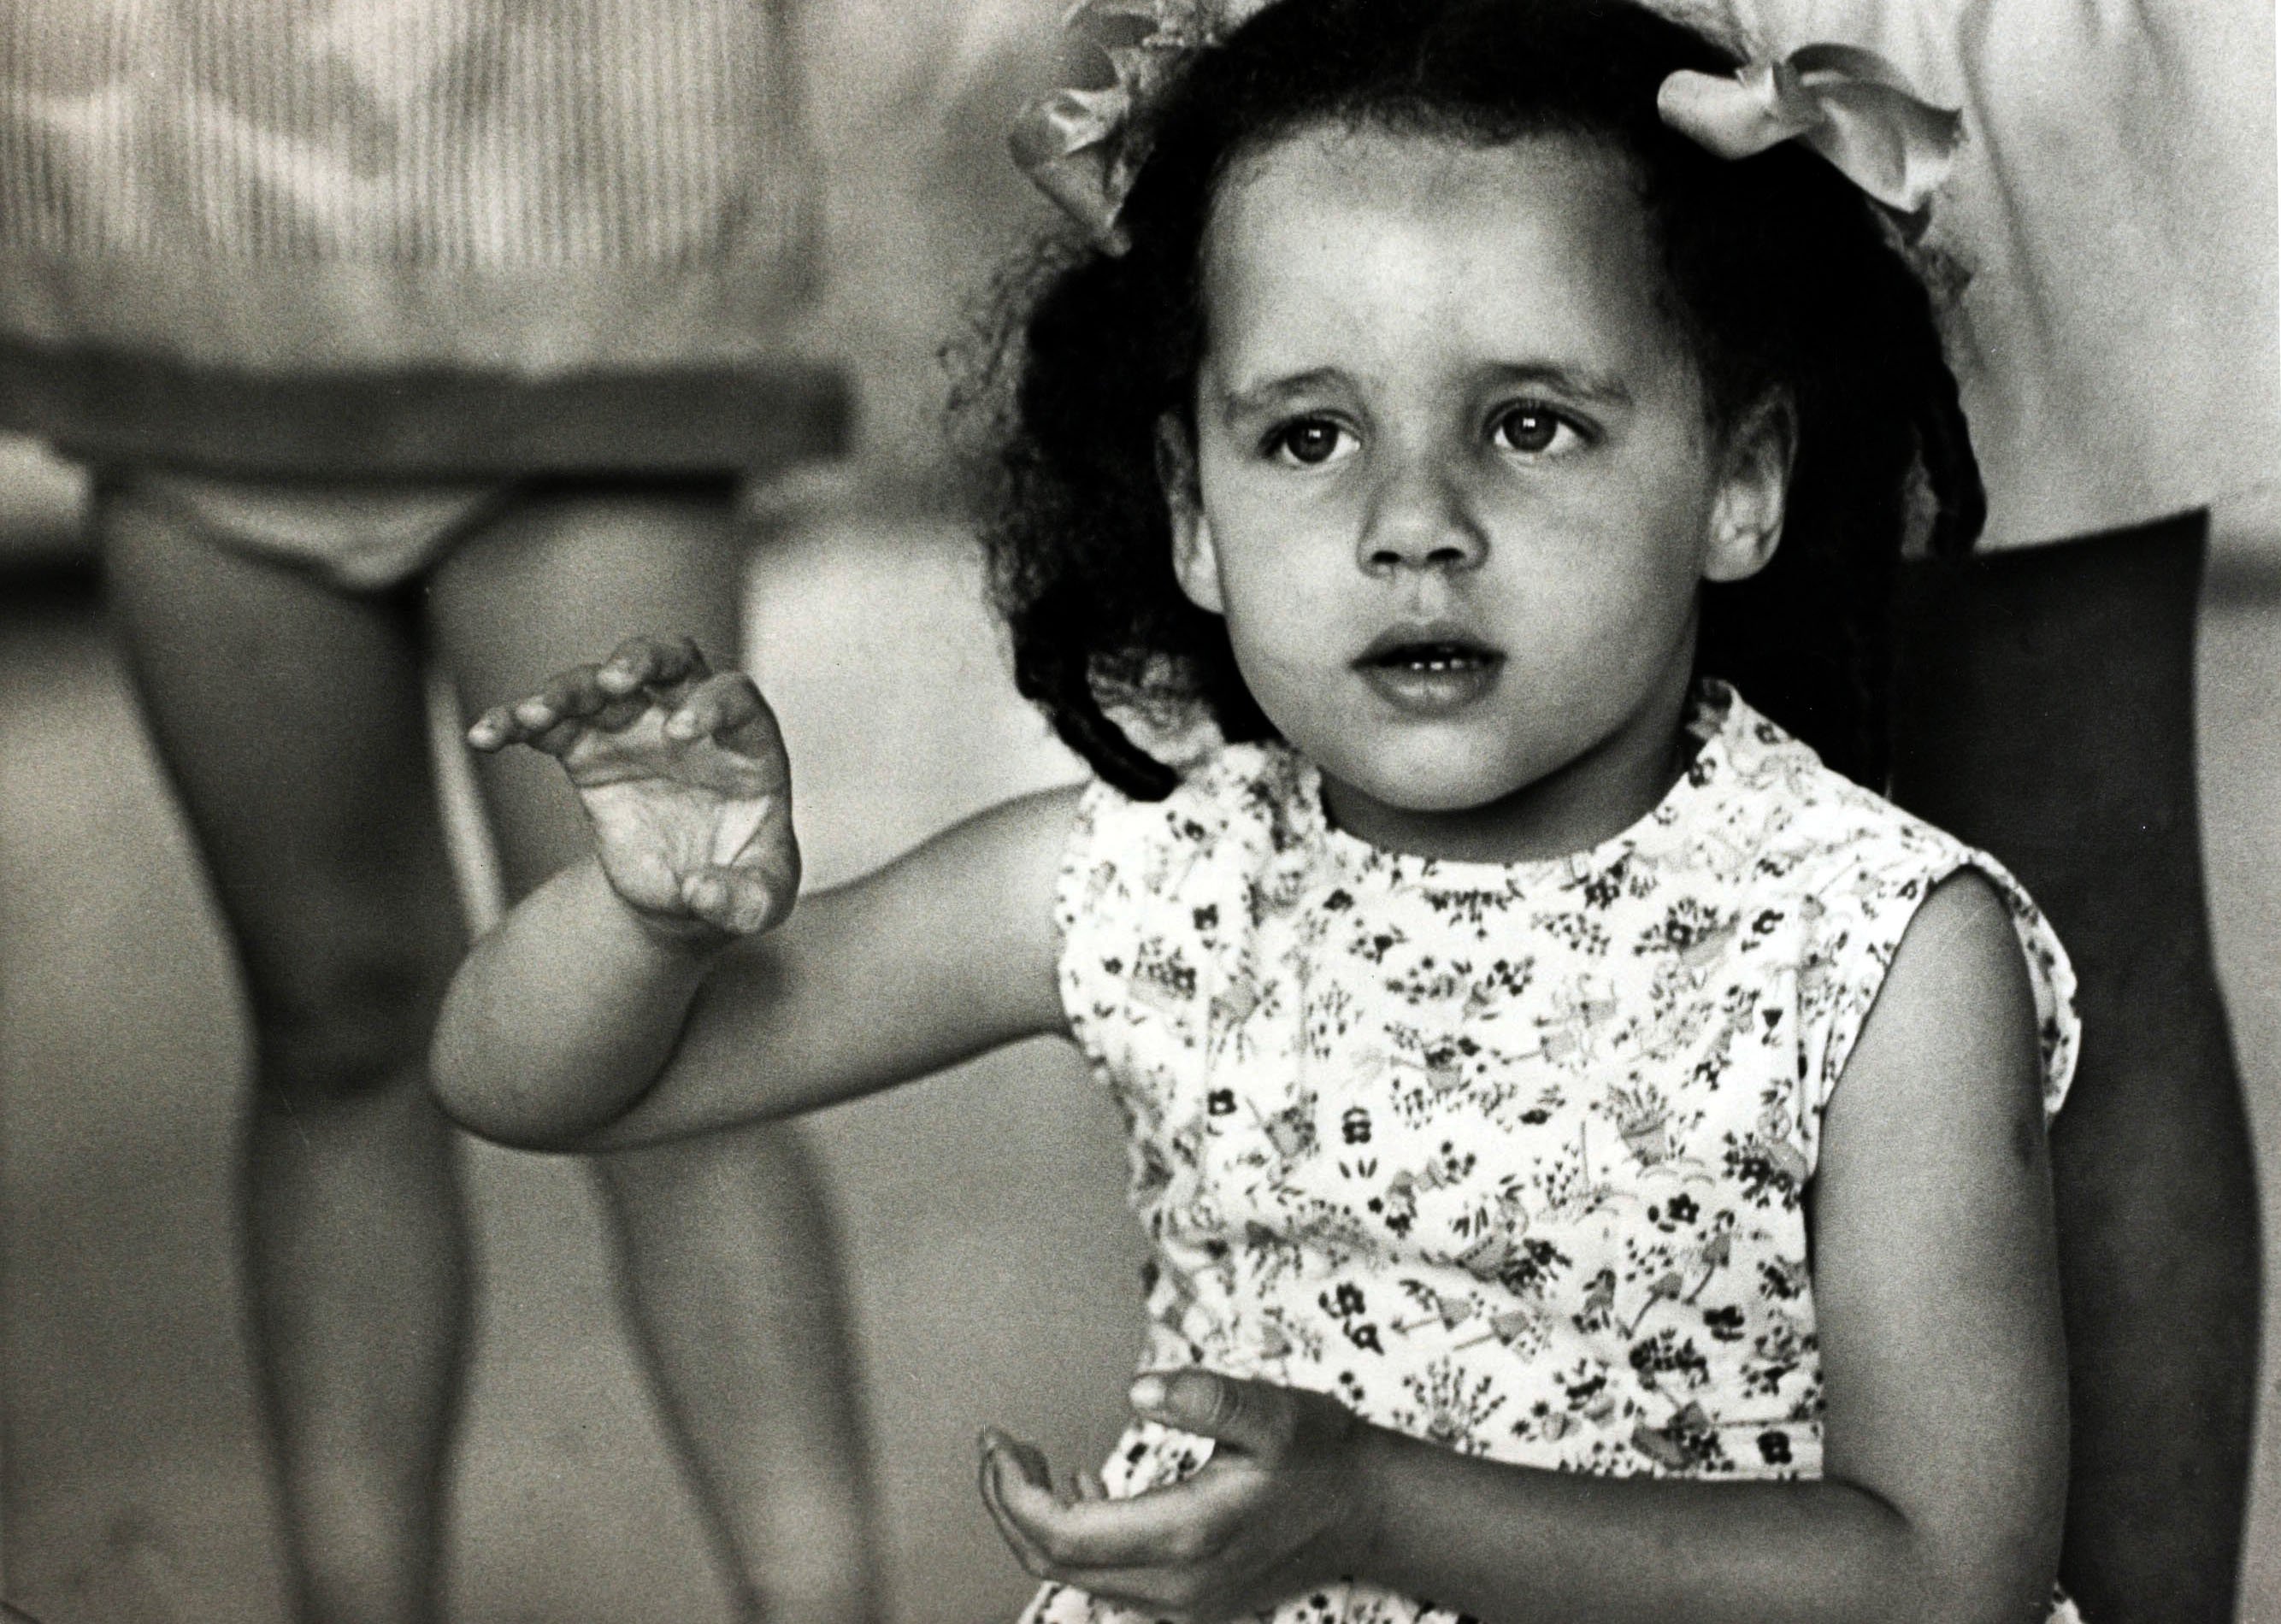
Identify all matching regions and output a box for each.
[468,635,798,941]
[978,1369,1376,1623]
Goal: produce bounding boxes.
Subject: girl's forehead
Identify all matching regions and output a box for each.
[1224,120,1630,201]
[1198,126,1685,384]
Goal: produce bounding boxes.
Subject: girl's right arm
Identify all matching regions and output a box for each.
[429,636,1077,1153]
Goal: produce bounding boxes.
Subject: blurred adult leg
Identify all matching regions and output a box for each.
[1891,512,2260,1623]
[427,481,881,1624]
[100,475,474,1624]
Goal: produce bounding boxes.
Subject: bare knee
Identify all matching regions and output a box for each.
[241,908,457,1110]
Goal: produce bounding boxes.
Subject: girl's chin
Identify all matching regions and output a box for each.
[1316,753,1546,826]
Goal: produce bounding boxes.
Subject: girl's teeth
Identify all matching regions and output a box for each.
[1367,642,1495,673]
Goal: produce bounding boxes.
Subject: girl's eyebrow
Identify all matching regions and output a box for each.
[1214,368,1349,419]
[1480,362,1634,409]
[1212,361,1636,422]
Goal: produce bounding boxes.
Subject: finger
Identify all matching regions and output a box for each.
[535,662,610,721]
[979,1440,1058,1578]
[993,1460,1235,1572]
[981,1439,1226,1615]
[991,1433,1061,1502]
[502,709,586,760]
[466,703,526,752]
[665,673,773,751]
[1130,1369,1292,1459]
[982,1432,1099,1579]
[1017,1556,1199,1619]
[598,636,664,693]
[510,662,634,755]
[601,633,710,694]
[525,711,593,761]
[1076,1468,1108,1503]
[507,692,586,755]
[988,1502,1210,1616]
[682,866,787,938]
[689,672,767,736]
[592,691,652,733]
[714,679,787,762]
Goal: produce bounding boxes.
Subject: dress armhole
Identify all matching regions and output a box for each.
[1801,843,2081,1148]
[1054,776,1126,1082]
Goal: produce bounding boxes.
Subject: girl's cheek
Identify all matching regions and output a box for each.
[1220,617,1318,710]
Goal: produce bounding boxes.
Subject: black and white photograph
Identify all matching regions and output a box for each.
[0,2,2276,1621]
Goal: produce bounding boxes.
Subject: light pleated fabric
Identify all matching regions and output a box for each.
[1697,0,2279,548]
[0,0,815,367]
[0,0,840,474]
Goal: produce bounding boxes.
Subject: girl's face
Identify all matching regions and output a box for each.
[1164,125,1791,862]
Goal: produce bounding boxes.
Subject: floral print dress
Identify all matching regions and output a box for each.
[1031,684,2082,1624]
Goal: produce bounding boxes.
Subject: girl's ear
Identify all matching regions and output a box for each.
[1157,413,1225,615]
[1703,391,1796,585]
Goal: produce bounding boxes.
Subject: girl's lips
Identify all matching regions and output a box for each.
[1353,635,1505,715]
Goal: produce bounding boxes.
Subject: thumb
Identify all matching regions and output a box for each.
[682,865,789,938]
[1129,1368,1290,1458]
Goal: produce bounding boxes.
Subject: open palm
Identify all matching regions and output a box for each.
[469,636,799,939]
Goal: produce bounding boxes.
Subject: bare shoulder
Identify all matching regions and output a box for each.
[1884,868,2029,987]
[1830,868,2040,1122]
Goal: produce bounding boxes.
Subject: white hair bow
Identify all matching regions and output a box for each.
[1009,0,1277,255]
[1658,44,1963,231]
[1015,9,1964,255]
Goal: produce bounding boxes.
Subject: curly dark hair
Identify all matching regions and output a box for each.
[964,0,1983,798]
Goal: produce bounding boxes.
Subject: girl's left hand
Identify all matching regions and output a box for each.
[979,1369,1377,1623]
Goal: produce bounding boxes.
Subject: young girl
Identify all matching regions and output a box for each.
[435,1,2078,1618]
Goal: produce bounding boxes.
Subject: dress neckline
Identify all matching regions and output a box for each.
[1279,682,1744,893]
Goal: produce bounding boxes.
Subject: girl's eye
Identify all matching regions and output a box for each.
[1268,419,1356,468]
[1491,404,1582,456]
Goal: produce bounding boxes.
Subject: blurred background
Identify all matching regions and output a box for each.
[1,0,2278,1620]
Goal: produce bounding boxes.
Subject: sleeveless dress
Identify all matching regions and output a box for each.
[1036,684,2082,1624]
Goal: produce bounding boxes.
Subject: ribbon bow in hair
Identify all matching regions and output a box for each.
[1009,0,1275,254]
[1657,44,1962,232]
[1011,7,1964,254]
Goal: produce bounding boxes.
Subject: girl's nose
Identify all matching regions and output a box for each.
[1357,460,1488,576]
